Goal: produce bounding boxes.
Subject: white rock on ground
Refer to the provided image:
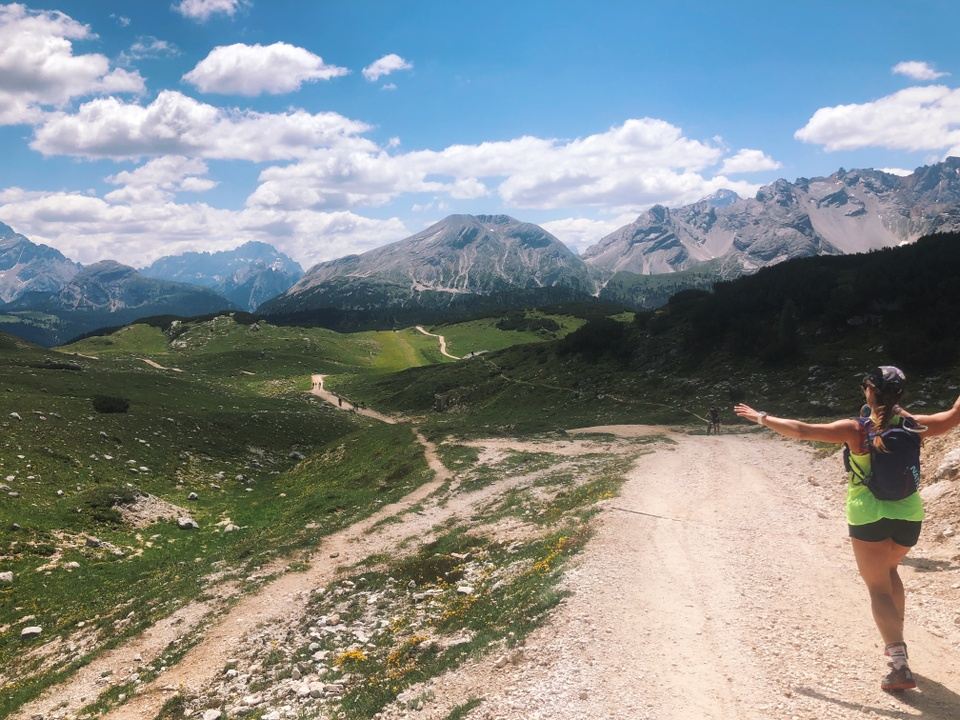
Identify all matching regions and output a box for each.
[21,626,42,639]
[177,517,199,530]
[0,571,12,583]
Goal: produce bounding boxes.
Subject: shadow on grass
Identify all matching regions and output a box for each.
[794,673,960,719]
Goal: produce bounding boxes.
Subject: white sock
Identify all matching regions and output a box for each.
[886,642,908,669]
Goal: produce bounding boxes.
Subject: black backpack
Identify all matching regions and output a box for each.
[843,416,922,501]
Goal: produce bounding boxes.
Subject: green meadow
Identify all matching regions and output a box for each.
[0,310,591,714]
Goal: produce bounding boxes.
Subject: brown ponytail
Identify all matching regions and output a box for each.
[870,387,903,453]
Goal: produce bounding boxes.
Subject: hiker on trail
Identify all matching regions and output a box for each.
[708,406,721,435]
[735,366,960,692]
[337,396,342,408]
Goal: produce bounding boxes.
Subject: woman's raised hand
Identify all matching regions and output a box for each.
[734,403,760,424]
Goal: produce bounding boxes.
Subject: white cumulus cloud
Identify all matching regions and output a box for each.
[362,53,412,82]
[0,186,409,268]
[247,117,762,213]
[105,156,216,204]
[30,90,373,161]
[0,3,144,125]
[172,0,243,22]
[541,216,633,254]
[719,148,781,174]
[118,36,180,66]
[183,42,348,95]
[795,85,960,153]
[892,60,948,81]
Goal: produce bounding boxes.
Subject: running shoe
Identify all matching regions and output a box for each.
[881,663,917,692]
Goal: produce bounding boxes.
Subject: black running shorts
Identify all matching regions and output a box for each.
[848,518,922,547]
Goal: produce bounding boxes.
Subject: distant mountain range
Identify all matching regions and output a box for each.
[140,242,302,311]
[584,158,960,276]
[0,248,237,346]
[0,226,300,345]
[5,158,960,342]
[261,159,960,325]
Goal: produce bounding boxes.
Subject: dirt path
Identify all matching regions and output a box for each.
[138,357,184,373]
[310,373,397,424]
[377,431,960,720]
[415,325,460,360]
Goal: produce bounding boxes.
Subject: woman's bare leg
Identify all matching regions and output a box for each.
[851,538,907,645]
[888,542,911,629]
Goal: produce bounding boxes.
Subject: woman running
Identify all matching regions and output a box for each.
[734,366,960,692]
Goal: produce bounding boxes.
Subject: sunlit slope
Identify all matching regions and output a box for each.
[428,313,585,357]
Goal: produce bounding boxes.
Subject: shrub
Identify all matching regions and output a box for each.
[558,317,631,362]
[495,313,561,333]
[82,485,140,524]
[92,395,130,413]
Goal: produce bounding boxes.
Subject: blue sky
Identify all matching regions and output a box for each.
[1,0,958,268]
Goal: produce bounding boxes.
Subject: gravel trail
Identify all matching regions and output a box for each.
[378,431,960,720]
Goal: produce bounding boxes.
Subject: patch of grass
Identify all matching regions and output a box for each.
[334,523,592,719]
[444,698,483,720]
[154,694,188,719]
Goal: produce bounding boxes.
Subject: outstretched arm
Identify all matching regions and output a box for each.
[734,403,859,445]
[913,395,960,437]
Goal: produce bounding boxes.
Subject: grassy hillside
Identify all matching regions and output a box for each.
[0,320,439,713]
[429,312,585,357]
[337,234,960,437]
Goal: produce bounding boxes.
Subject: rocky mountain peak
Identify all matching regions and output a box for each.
[583,158,960,278]
[701,189,740,208]
[0,222,81,304]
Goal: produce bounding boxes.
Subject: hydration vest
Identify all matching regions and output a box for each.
[843,416,922,501]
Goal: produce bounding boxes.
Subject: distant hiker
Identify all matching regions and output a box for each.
[708,406,721,435]
[337,396,342,408]
[735,366,960,692]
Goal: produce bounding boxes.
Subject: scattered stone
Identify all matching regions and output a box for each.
[188,492,199,501]
[456,585,475,595]
[177,517,199,530]
[288,451,305,460]
[9,412,21,421]
[64,561,80,570]
[936,448,960,479]
[202,710,222,720]
[223,524,240,533]
[921,481,954,503]
[86,537,103,548]
[0,571,12,583]
[21,626,42,639]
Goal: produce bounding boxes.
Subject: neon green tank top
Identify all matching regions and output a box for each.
[846,416,924,526]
